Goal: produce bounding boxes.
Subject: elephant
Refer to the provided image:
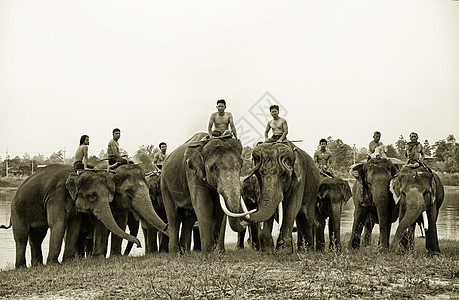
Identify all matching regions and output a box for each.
[4,165,141,268]
[237,175,261,250]
[243,142,320,253]
[124,172,169,255]
[389,165,444,253]
[349,157,399,250]
[161,133,251,254]
[315,176,352,251]
[90,164,169,257]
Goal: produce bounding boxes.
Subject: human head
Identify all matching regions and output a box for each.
[319,138,327,149]
[269,105,279,118]
[159,142,167,152]
[373,131,381,142]
[112,128,121,141]
[409,132,418,142]
[79,135,89,145]
[216,99,226,113]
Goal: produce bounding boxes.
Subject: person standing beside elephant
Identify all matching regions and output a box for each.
[73,135,90,170]
[314,138,333,176]
[207,99,238,139]
[107,128,128,168]
[153,142,167,171]
[264,105,288,143]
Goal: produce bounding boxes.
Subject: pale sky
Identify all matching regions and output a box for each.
[1,0,458,160]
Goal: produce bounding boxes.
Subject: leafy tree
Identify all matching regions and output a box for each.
[327,137,353,172]
[386,144,398,158]
[47,151,64,165]
[433,135,459,173]
[355,147,368,162]
[134,144,159,172]
[395,135,407,160]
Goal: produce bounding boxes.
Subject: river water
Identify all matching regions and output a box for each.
[1,186,458,270]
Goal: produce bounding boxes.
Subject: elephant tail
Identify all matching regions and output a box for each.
[0,221,12,229]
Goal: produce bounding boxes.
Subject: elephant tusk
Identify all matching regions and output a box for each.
[260,221,264,231]
[278,202,283,228]
[240,197,250,218]
[422,211,429,231]
[219,196,256,218]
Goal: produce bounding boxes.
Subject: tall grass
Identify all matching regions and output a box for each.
[1,237,457,299]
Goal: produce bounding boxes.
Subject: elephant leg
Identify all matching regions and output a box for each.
[362,216,374,247]
[315,215,326,252]
[92,219,109,257]
[123,213,140,256]
[13,221,29,268]
[180,216,196,252]
[29,229,47,267]
[192,224,201,252]
[296,211,314,251]
[110,211,128,256]
[425,210,440,253]
[192,191,218,253]
[63,215,82,261]
[144,225,158,254]
[277,200,301,253]
[250,224,260,251]
[158,232,169,252]
[349,207,368,249]
[163,187,181,254]
[259,217,274,253]
[47,214,67,264]
[237,228,246,249]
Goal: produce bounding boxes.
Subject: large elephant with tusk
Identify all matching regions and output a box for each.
[389,165,444,253]
[242,142,320,253]
[161,133,252,253]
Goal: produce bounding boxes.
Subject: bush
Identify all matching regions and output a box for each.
[436,172,459,186]
[0,177,25,187]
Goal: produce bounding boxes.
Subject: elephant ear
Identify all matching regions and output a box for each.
[100,171,115,201]
[389,176,401,204]
[431,175,437,204]
[65,173,79,201]
[318,182,330,199]
[292,149,303,183]
[184,144,206,181]
[340,181,353,204]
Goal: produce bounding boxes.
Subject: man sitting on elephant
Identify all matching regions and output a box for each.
[264,105,288,143]
[314,138,333,177]
[107,128,128,169]
[207,99,238,139]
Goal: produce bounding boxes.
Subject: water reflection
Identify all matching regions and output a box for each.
[0,187,458,270]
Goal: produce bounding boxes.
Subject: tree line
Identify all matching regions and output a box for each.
[1,134,458,177]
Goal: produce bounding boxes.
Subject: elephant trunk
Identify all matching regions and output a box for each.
[217,171,248,232]
[132,187,169,236]
[248,178,283,224]
[329,203,342,250]
[92,202,141,248]
[390,190,424,251]
[372,186,394,249]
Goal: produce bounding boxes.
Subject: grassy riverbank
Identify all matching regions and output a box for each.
[1,237,458,299]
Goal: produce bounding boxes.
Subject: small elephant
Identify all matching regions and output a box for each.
[389,166,444,253]
[5,165,140,268]
[315,177,352,251]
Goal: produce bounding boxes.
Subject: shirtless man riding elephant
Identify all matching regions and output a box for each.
[207,99,238,139]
